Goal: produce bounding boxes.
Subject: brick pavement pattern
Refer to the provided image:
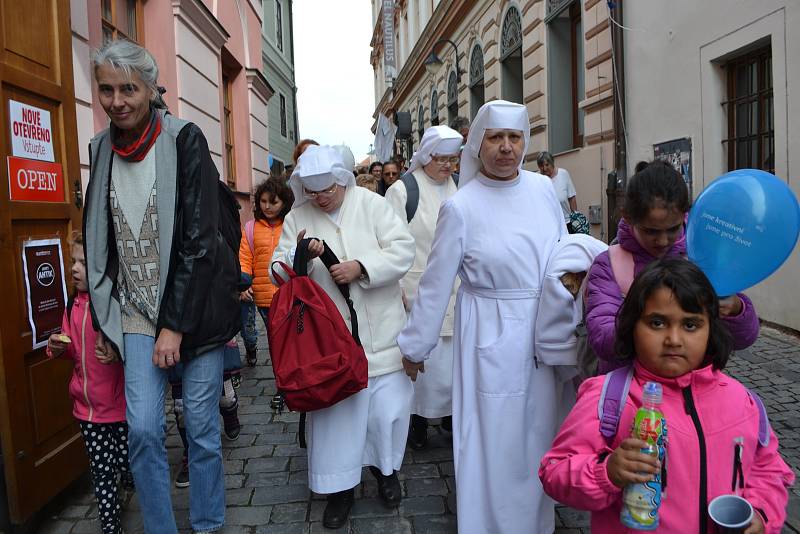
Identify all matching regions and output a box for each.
[41,326,800,533]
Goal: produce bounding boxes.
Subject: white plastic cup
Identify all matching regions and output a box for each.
[708,494,754,533]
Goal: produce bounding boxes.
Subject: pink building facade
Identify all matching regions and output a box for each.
[70,0,273,218]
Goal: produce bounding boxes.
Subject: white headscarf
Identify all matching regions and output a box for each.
[408,125,464,174]
[331,144,356,173]
[458,100,531,188]
[289,145,356,209]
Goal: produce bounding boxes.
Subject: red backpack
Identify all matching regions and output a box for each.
[268,238,368,414]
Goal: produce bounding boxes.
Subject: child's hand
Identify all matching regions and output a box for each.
[719,295,744,316]
[744,512,765,534]
[606,438,660,488]
[47,333,70,357]
[95,330,119,364]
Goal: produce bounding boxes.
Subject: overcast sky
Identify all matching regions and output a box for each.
[294,0,376,163]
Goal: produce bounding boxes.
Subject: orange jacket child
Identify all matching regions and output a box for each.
[239,218,283,308]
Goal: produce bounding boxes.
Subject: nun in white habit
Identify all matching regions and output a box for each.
[397,101,566,534]
[271,145,415,529]
[385,125,462,449]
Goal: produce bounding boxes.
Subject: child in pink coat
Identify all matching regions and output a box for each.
[540,258,794,534]
[47,233,132,534]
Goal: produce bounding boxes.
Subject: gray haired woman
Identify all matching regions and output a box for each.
[538,150,578,224]
[84,39,239,533]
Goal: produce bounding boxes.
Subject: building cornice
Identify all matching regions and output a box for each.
[171,0,229,51]
[246,68,275,104]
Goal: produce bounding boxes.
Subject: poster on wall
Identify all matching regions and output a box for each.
[654,137,692,198]
[22,238,68,349]
[8,100,55,162]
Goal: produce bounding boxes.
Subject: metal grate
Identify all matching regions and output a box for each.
[469,44,484,87]
[501,6,522,59]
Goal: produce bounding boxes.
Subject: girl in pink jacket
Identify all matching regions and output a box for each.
[47,233,132,534]
[540,258,794,534]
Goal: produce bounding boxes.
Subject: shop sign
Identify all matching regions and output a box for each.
[8,100,55,162]
[7,156,64,202]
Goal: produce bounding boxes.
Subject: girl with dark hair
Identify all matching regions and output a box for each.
[585,160,759,374]
[239,178,295,361]
[540,258,794,534]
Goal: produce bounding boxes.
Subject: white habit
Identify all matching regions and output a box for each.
[397,170,565,533]
[386,168,459,418]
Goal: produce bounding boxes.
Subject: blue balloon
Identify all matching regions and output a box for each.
[268,154,274,168]
[687,169,800,296]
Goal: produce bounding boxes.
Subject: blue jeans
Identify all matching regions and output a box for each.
[124,334,225,533]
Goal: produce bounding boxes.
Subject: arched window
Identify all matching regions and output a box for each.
[417,104,425,144]
[501,6,523,104]
[469,44,485,120]
[447,70,459,125]
[430,90,440,126]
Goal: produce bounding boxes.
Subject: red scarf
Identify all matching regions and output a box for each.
[111,110,161,162]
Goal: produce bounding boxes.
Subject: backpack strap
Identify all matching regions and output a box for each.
[608,244,635,297]
[294,238,362,346]
[747,390,770,447]
[399,172,419,223]
[245,219,255,254]
[598,365,634,441]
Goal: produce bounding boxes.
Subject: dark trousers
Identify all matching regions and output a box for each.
[78,421,133,534]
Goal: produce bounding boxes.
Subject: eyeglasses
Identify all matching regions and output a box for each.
[432,156,460,165]
[303,184,338,199]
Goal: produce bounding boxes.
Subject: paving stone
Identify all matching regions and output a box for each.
[252,484,310,506]
[274,444,306,457]
[351,516,412,533]
[37,520,73,534]
[58,504,90,518]
[245,457,290,473]
[256,432,299,446]
[226,474,246,489]
[269,502,308,523]
[226,487,255,506]
[309,521,348,533]
[229,445,274,460]
[224,458,246,473]
[226,504,273,525]
[257,523,310,534]
[245,471,290,488]
[349,497,397,518]
[410,515,458,533]
[405,477,448,497]
[70,518,101,533]
[398,496,446,516]
[397,462,439,479]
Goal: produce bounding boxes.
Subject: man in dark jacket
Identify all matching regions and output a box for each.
[84,40,239,534]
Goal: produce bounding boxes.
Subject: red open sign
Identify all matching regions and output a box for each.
[7,156,64,203]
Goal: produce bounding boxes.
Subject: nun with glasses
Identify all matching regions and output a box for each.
[397,101,566,533]
[385,125,462,451]
[271,145,415,529]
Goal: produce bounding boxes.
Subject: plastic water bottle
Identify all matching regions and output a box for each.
[620,381,666,530]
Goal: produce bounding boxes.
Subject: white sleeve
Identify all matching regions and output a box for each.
[384,180,409,223]
[564,169,577,198]
[397,199,465,361]
[355,195,415,289]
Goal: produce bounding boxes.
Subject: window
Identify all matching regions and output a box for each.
[102,0,142,44]
[276,0,284,52]
[546,0,584,153]
[280,94,287,137]
[447,70,459,125]
[469,44,485,120]
[500,6,523,104]
[430,90,439,126]
[723,45,773,173]
[222,72,236,187]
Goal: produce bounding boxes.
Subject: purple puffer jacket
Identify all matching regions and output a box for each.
[586,218,759,374]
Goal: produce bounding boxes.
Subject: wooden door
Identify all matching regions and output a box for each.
[0,0,87,523]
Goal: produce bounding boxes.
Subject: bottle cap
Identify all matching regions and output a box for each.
[643,381,662,405]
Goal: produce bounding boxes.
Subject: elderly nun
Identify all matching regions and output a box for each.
[397,101,566,533]
[270,145,415,528]
[385,125,462,450]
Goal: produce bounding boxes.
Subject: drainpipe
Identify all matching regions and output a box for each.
[609,0,627,242]
[288,0,299,141]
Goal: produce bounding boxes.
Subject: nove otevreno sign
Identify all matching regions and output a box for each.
[9,100,55,162]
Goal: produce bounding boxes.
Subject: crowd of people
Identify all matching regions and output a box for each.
[46,38,795,534]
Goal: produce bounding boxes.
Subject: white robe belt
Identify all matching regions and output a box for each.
[461,285,541,299]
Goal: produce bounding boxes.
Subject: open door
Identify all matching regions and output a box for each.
[0,0,88,523]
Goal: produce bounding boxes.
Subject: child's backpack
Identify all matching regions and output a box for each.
[597,365,770,447]
[267,238,369,416]
[244,219,255,254]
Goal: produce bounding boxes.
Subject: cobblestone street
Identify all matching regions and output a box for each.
[40,325,800,533]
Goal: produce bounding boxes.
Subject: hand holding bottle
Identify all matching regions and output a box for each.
[607,438,661,488]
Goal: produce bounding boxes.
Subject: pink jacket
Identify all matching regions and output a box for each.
[46,292,126,423]
[539,362,794,534]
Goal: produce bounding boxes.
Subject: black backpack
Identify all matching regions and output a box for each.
[398,171,459,222]
[217,181,243,262]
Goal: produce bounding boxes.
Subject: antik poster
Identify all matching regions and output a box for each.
[22,238,68,349]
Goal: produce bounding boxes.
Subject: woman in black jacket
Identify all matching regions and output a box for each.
[83,39,238,534]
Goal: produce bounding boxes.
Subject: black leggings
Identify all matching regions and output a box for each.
[78,421,133,534]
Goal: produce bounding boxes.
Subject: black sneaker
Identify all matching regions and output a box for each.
[221,402,241,441]
[175,458,189,488]
[245,348,257,367]
[408,415,428,450]
[369,466,402,507]
[322,488,354,529]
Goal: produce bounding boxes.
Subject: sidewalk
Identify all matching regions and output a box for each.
[40,325,800,533]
